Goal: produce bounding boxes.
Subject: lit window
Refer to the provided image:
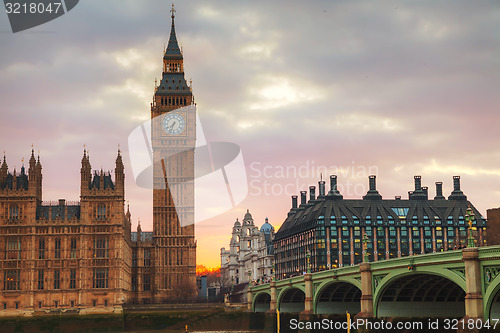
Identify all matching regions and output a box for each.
[4,270,20,290]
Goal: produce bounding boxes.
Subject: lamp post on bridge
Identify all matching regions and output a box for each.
[465,206,476,248]
[363,234,370,262]
[306,250,311,273]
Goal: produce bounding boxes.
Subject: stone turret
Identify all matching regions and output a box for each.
[115,149,124,196]
[80,149,91,195]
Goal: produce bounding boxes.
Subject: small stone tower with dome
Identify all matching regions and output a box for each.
[220,210,275,298]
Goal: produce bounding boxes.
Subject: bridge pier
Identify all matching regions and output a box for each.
[355,262,374,319]
[247,285,252,311]
[299,273,313,320]
[267,281,277,313]
[463,248,484,319]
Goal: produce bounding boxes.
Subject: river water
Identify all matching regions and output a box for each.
[129,331,258,333]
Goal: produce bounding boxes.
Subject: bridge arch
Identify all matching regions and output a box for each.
[374,270,466,318]
[314,280,361,315]
[252,291,271,312]
[483,271,500,320]
[277,286,306,313]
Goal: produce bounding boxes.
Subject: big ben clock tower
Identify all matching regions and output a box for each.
[150,4,196,300]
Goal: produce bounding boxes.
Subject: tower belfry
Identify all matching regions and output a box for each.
[150,3,196,300]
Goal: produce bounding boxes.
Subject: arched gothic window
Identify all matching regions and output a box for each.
[97,204,106,219]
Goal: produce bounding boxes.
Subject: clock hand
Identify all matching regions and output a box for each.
[168,121,177,131]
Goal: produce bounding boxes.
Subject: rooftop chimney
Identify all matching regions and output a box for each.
[309,186,316,202]
[59,199,66,206]
[422,186,428,199]
[331,175,338,191]
[363,175,382,200]
[410,175,426,200]
[288,195,299,217]
[434,182,445,200]
[300,191,307,206]
[453,176,461,191]
[414,176,422,191]
[318,180,326,198]
[448,176,467,200]
[327,175,343,199]
[369,175,376,191]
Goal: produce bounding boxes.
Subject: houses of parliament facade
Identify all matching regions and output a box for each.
[0,7,196,315]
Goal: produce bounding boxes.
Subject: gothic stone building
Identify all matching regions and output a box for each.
[0,7,196,315]
[0,150,132,315]
[274,175,487,279]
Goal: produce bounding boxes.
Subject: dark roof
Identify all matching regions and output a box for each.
[275,177,486,241]
[0,167,29,190]
[89,171,115,190]
[164,16,182,59]
[36,204,80,220]
[155,73,191,96]
[260,221,274,234]
[244,210,253,221]
[131,231,153,242]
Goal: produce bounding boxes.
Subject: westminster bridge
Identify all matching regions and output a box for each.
[249,246,500,320]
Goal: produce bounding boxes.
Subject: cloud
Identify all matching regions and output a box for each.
[1,0,499,266]
[247,74,326,111]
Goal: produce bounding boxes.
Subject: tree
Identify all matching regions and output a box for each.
[196,265,221,286]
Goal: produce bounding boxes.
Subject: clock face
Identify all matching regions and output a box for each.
[162,112,185,135]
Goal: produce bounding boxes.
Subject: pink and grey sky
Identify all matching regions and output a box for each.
[1,1,499,267]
